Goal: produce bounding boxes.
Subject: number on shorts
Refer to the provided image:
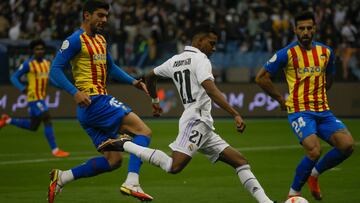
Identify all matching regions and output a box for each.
[36,102,45,112]
[109,97,122,107]
[291,117,306,133]
[189,130,203,147]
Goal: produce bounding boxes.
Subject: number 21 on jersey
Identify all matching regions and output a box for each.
[174,69,196,104]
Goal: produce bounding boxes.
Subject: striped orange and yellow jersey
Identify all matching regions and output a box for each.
[264,41,336,113]
[50,28,135,97]
[58,29,108,95]
[11,57,50,102]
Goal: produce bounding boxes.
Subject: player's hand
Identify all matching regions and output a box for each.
[133,79,149,96]
[152,102,163,117]
[278,98,287,111]
[234,115,246,133]
[74,91,91,107]
[22,87,28,94]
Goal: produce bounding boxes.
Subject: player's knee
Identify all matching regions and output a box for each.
[43,117,52,125]
[105,154,123,170]
[109,158,122,170]
[341,141,355,156]
[29,123,40,131]
[169,164,184,174]
[307,148,322,160]
[142,126,152,137]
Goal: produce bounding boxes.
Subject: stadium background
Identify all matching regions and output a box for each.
[0,0,359,203]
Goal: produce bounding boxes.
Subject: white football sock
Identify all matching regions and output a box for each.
[236,164,272,203]
[310,167,319,177]
[124,142,173,172]
[288,187,301,196]
[51,148,59,154]
[60,170,74,186]
[124,172,139,185]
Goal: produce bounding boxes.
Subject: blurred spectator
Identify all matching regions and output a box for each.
[0,0,359,81]
[0,15,10,37]
[340,19,358,79]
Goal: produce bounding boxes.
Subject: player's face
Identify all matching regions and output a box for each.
[294,19,316,48]
[199,33,218,57]
[87,8,108,34]
[33,45,45,59]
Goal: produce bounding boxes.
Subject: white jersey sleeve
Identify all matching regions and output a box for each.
[195,58,214,84]
[154,58,172,78]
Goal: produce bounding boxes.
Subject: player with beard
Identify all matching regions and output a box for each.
[256,11,354,201]
[47,0,154,202]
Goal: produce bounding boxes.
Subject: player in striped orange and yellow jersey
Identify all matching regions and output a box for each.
[47,1,153,202]
[0,39,69,157]
[256,11,354,201]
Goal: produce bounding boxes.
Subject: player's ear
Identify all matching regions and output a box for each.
[83,11,91,21]
[292,22,296,33]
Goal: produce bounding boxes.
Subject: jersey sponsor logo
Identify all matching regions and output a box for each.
[297,66,324,75]
[60,40,70,52]
[93,54,106,61]
[173,58,191,67]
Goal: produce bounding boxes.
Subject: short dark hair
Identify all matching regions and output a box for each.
[29,39,45,50]
[189,23,219,41]
[294,11,315,26]
[83,0,109,18]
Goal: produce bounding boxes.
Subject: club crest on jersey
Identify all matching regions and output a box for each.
[320,54,327,60]
[188,144,194,151]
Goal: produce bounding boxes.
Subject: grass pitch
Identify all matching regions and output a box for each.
[0,118,359,202]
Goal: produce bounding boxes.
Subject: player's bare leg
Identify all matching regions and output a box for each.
[119,112,153,201]
[219,146,275,203]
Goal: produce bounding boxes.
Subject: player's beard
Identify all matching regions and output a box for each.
[298,34,313,48]
[90,23,105,34]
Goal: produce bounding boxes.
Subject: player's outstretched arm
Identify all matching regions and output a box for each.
[107,53,148,95]
[145,70,162,117]
[202,79,245,133]
[255,67,287,111]
[10,63,29,93]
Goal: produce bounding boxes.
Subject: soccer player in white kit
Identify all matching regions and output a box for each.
[115,24,275,203]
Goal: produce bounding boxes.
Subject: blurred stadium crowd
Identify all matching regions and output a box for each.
[0,0,359,82]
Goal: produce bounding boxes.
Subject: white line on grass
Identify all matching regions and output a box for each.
[0,142,358,165]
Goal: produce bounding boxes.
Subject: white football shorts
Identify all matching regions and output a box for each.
[169,119,229,163]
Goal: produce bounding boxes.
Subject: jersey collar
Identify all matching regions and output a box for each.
[184,46,201,53]
[296,40,316,50]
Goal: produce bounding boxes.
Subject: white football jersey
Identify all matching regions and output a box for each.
[154,46,215,129]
